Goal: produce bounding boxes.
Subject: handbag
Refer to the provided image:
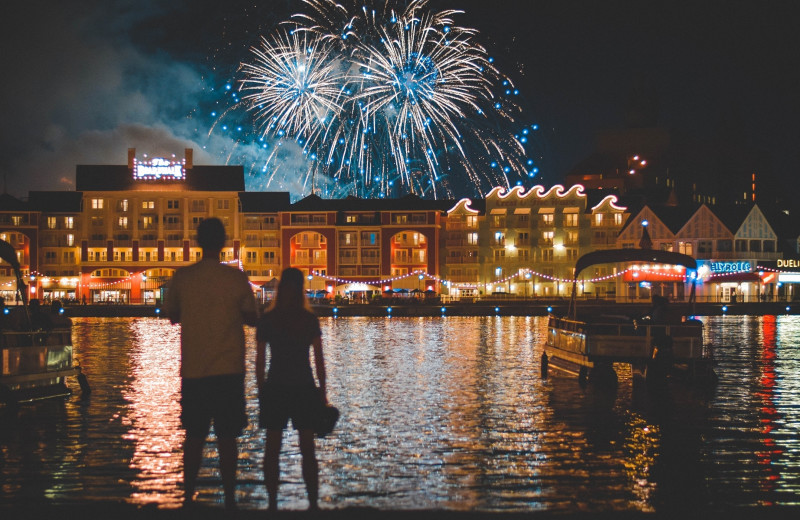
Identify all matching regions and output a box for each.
[315,395,339,438]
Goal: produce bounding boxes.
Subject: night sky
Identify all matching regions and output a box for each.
[2,0,797,201]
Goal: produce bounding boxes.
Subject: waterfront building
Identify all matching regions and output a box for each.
[618,204,780,303]
[442,185,629,300]
[3,148,800,304]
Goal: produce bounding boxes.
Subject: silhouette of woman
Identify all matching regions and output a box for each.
[256,267,327,512]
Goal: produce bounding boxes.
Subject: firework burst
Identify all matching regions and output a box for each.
[237,0,535,199]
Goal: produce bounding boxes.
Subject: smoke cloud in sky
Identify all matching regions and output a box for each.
[0,0,303,198]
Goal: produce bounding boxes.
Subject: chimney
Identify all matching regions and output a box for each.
[185,148,193,169]
[128,148,136,169]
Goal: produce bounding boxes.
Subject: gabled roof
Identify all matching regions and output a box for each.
[0,193,28,211]
[288,193,453,212]
[28,191,84,212]
[708,204,754,233]
[76,165,245,191]
[618,204,696,236]
[238,192,291,213]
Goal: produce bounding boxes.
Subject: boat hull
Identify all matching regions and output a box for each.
[544,315,710,374]
[1,329,79,406]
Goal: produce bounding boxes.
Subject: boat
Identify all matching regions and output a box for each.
[542,248,715,386]
[0,240,88,411]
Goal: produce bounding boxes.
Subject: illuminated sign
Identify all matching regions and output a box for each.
[702,261,752,273]
[779,273,800,283]
[778,259,800,269]
[133,157,185,180]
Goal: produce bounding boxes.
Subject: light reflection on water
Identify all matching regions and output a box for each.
[1,315,799,512]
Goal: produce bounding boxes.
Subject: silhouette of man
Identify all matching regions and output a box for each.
[165,217,258,510]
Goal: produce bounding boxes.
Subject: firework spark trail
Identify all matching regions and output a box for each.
[236,0,534,199]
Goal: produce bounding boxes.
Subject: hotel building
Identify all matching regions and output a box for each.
[2,149,799,304]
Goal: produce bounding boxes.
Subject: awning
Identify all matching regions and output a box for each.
[707,272,762,283]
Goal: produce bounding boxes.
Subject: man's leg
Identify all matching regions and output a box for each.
[264,429,283,511]
[298,429,319,511]
[218,436,238,510]
[183,436,205,505]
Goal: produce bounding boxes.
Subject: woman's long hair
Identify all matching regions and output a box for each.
[270,267,311,312]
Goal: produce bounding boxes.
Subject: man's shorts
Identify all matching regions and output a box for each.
[259,383,320,431]
[181,374,246,438]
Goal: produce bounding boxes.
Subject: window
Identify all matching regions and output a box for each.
[264,251,276,262]
[65,216,74,229]
[567,249,579,261]
[340,232,357,246]
[749,240,761,252]
[217,200,230,210]
[245,251,258,262]
[360,232,378,245]
[594,214,604,226]
[467,232,479,245]
[565,230,578,245]
[192,217,204,228]
[393,214,409,224]
[491,215,505,228]
[191,200,206,212]
[542,231,554,245]
[542,249,554,261]
[142,200,155,210]
[541,213,554,226]
[517,214,530,225]
[493,231,505,246]
[44,251,57,263]
[679,241,693,256]
[466,215,478,228]
[517,232,529,246]
[66,234,74,246]
[91,216,103,227]
[142,216,155,229]
[117,199,129,212]
[519,249,529,260]
[717,239,732,252]
[167,200,180,210]
[614,213,623,226]
[698,240,712,254]
[345,215,357,223]
[117,217,128,229]
[63,251,76,263]
[565,213,579,227]
[91,198,104,209]
[494,249,505,260]
[47,217,57,229]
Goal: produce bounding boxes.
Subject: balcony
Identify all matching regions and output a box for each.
[338,256,359,265]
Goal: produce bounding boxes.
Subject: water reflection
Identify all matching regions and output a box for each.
[1,316,799,512]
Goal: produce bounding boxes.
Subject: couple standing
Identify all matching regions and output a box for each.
[165,217,327,512]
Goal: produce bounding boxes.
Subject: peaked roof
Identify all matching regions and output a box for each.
[0,192,28,211]
[709,204,756,233]
[238,192,291,212]
[28,191,84,212]
[76,165,245,191]
[288,193,453,212]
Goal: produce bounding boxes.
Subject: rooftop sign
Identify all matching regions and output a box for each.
[133,157,185,180]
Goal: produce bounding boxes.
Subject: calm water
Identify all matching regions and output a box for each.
[1,316,799,512]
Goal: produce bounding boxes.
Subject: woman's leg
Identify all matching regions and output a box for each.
[298,429,319,510]
[264,428,283,511]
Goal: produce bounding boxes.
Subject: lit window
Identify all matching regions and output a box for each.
[47,217,57,229]
[91,199,104,209]
[65,217,74,229]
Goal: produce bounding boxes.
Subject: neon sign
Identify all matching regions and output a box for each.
[708,261,752,273]
[133,157,185,180]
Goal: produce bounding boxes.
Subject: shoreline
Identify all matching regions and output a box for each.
[58,301,800,318]
[2,502,800,520]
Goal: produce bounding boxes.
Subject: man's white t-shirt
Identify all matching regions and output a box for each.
[166,259,258,379]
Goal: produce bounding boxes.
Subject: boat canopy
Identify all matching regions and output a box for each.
[567,248,698,318]
[574,249,697,277]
